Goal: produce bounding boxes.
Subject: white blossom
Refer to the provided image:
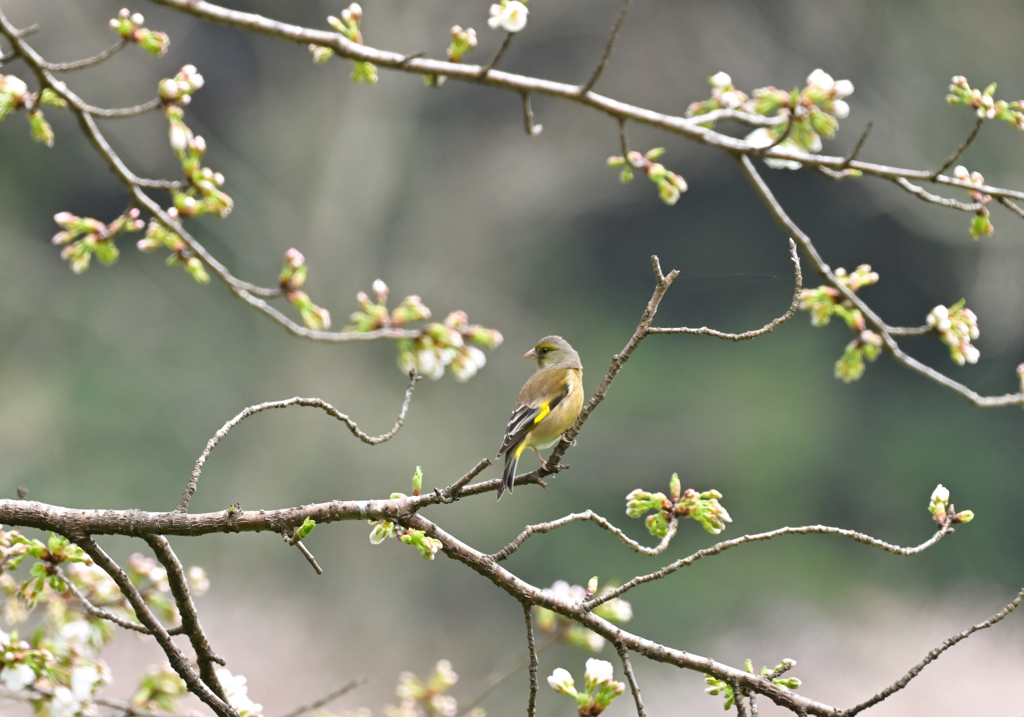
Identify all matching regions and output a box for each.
[584,659,615,689]
[807,69,835,91]
[1,663,36,692]
[488,1,529,32]
[546,667,576,695]
[709,71,732,88]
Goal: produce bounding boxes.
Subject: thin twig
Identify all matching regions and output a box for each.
[894,177,983,212]
[1,687,186,717]
[479,32,512,77]
[886,324,932,336]
[275,679,366,717]
[434,458,492,504]
[930,116,983,180]
[840,121,873,168]
[585,523,954,608]
[521,93,541,135]
[760,113,794,152]
[456,636,556,717]
[580,0,631,95]
[845,585,1024,715]
[398,51,425,67]
[76,537,237,717]
[619,117,629,159]
[81,97,163,118]
[41,39,128,71]
[732,682,749,717]
[178,373,420,511]
[616,643,646,717]
[491,510,677,562]
[143,535,228,701]
[649,238,801,339]
[998,195,1024,218]
[56,566,152,634]
[523,603,538,717]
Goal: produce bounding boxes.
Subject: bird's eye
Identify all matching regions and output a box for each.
[539,347,549,355]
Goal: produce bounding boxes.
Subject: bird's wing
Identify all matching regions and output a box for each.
[497,369,570,456]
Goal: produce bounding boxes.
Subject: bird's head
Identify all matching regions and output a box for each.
[524,335,582,370]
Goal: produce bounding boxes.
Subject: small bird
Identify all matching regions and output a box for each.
[496,336,584,499]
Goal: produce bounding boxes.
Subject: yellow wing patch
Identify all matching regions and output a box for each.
[533,401,552,425]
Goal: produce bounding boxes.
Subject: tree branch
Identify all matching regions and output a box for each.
[275,679,365,717]
[40,39,128,71]
[894,176,983,212]
[930,116,984,180]
[523,602,538,717]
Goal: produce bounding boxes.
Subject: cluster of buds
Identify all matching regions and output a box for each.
[626,473,732,537]
[607,148,688,205]
[927,301,980,365]
[447,26,478,62]
[325,4,377,83]
[927,484,974,527]
[384,660,467,717]
[0,74,65,147]
[947,76,1024,129]
[137,209,210,283]
[131,666,187,713]
[834,329,883,383]
[686,71,750,119]
[216,668,263,717]
[279,249,332,330]
[345,280,501,381]
[799,266,885,382]
[369,494,443,560]
[109,9,170,56]
[952,165,993,239]
[547,660,625,716]
[534,580,632,652]
[705,659,800,710]
[158,64,204,107]
[51,209,144,274]
[488,0,529,33]
[684,69,854,170]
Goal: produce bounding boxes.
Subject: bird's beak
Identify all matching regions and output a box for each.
[523,348,537,360]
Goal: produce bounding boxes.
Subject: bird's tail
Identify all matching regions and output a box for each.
[498,451,519,500]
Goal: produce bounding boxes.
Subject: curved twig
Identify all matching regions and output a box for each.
[649,238,801,339]
[40,39,128,71]
[491,510,677,562]
[275,679,365,717]
[479,32,512,77]
[521,93,541,135]
[178,372,420,512]
[894,176,983,212]
[585,523,954,609]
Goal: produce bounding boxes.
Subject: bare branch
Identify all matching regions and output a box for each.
[521,93,542,135]
[143,535,228,701]
[491,510,677,562]
[616,643,646,717]
[894,177,983,212]
[732,682,749,717]
[41,40,128,71]
[76,537,237,717]
[619,117,630,159]
[523,603,538,717]
[886,324,932,336]
[845,585,1024,715]
[80,97,163,118]
[276,679,366,717]
[179,373,420,512]
[998,195,1024,218]
[580,0,631,95]
[649,238,801,339]
[586,523,954,609]
[930,116,984,180]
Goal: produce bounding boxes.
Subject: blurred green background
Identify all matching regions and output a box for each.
[2,0,1024,715]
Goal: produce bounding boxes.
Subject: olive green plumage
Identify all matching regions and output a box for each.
[496,336,584,499]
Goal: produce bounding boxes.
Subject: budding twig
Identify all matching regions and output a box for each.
[894,177,983,212]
